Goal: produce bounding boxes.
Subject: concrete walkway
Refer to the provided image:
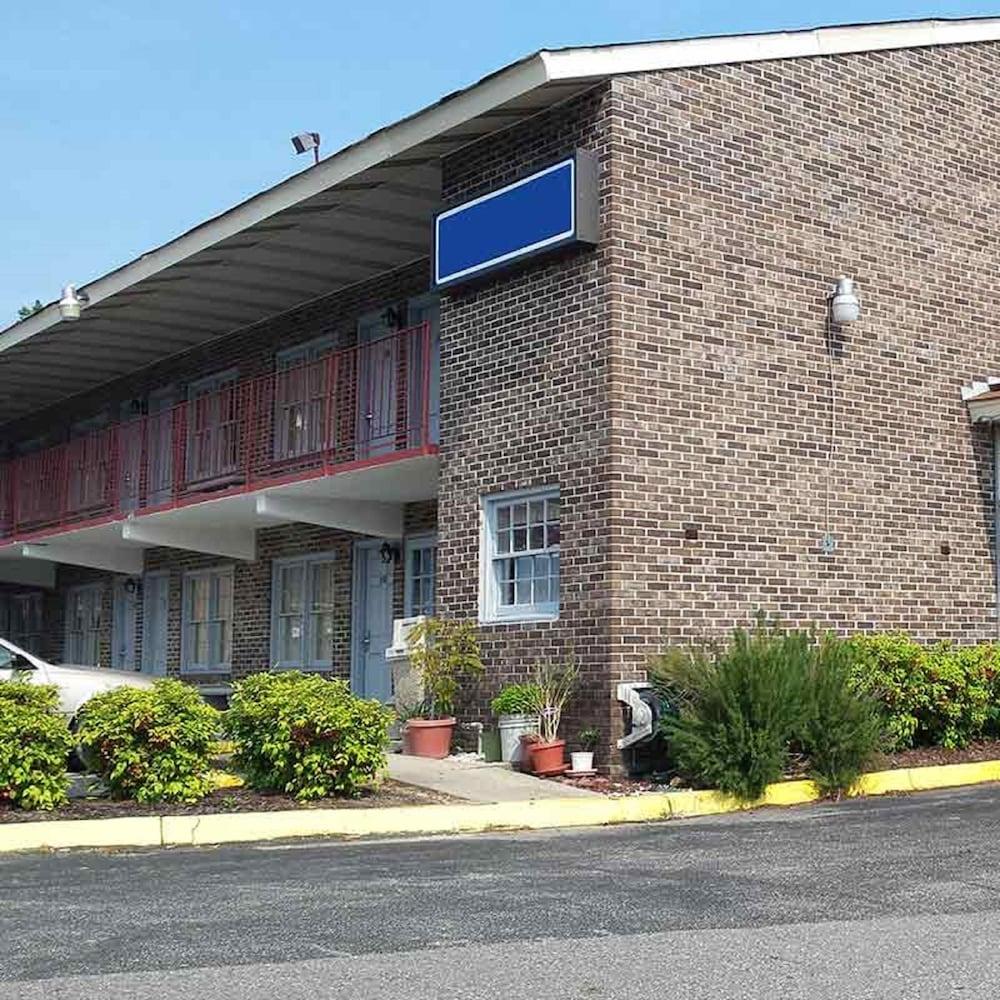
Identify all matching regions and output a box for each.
[387,754,599,802]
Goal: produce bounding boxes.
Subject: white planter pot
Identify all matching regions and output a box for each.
[498,714,538,764]
[571,751,594,773]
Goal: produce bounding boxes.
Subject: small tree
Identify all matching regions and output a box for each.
[17,300,44,321]
[529,659,578,743]
[407,617,483,719]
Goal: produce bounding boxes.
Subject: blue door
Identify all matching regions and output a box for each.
[141,573,169,675]
[351,542,394,702]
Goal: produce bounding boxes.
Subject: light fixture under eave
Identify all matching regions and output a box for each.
[829,275,860,325]
[58,284,90,321]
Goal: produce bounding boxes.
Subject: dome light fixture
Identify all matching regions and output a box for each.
[58,284,90,321]
[829,275,860,325]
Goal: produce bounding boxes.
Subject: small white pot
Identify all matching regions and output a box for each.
[571,751,594,773]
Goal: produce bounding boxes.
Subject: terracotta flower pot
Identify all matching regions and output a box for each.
[531,739,567,776]
[518,732,542,772]
[404,717,456,759]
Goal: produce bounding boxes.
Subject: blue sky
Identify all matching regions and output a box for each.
[2,0,997,320]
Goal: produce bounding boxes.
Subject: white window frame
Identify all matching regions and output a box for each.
[181,566,234,674]
[269,552,337,670]
[64,582,104,666]
[479,486,560,624]
[404,533,437,617]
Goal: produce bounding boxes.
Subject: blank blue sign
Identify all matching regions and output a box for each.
[434,158,578,288]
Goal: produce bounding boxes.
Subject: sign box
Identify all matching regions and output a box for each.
[433,150,599,289]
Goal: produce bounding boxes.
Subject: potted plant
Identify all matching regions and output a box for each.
[527,659,578,776]
[490,682,541,765]
[571,727,600,774]
[403,617,483,758]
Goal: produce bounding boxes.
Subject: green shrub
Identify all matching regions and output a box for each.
[225,672,392,800]
[76,680,220,804]
[490,682,542,717]
[654,624,882,801]
[797,637,881,797]
[653,625,810,802]
[847,633,998,750]
[0,682,73,810]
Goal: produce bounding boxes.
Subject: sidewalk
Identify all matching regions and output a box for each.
[387,754,599,802]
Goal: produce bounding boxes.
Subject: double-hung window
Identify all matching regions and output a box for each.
[186,369,240,485]
[64,583,103,665]
[4,593,43,655]
[480,488,560,622]
[181,567,233,672]
[404,534,437,617]
[274,337,333,461]
[270,553,337,669]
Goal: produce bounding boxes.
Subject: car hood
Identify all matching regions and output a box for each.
[49,664,157,689]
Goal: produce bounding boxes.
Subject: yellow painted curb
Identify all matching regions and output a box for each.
[0,816,162,853]
[4,758,1000,854]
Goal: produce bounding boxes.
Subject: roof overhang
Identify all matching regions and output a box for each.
[5,16,1000,426]
[963,380,1000,424]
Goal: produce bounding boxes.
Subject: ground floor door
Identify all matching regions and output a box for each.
[141,572,169,675]
[351,540,395,702]
[111,578,138,670]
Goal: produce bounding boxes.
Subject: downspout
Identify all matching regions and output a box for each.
[994,424,1000,639]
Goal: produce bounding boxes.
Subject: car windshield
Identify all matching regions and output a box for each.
[0,639,36,670]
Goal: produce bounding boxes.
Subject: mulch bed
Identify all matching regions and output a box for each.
[553,739,1000,796]
[873,739,1000,769]
[0,780,457,825]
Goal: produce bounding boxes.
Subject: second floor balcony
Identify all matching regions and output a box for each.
[0,322,438,544]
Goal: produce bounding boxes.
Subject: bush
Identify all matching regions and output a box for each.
[797,637,881,798]
[490,682,542,717]
[847,633,999,750]
[76,680,220,804]
[653,623,882,801]
[653,625,810,802]
[225,672,392,800]
[0,682,73,810]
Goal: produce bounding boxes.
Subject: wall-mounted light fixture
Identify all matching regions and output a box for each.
[290,131,321,165]
[58,284,90,321]
[379,541,400,565]
[828,275,860,325]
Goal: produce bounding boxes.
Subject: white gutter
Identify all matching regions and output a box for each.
[541,17,1000,80]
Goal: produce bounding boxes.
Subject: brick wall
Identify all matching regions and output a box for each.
[436,84,619,764]
[604,43,1000,695]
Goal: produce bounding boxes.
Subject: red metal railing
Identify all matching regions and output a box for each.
[0,323,436,542]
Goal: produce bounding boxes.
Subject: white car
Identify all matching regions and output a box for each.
[0,636,155,722]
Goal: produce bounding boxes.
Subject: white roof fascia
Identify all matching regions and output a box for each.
[540,18,1000,81]
[0,53,551,354]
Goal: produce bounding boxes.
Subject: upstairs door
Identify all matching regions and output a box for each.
[118,400,144,514]
[186,370,240,487]
[111,578,138,670]
[147,386,177,506]
[351,541,395,703]
[67,412,111,515]
[141,572,169,675]
[356,311,398,458]
[406,295,440,447]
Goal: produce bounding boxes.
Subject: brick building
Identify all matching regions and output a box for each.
[3,18,1000,767]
